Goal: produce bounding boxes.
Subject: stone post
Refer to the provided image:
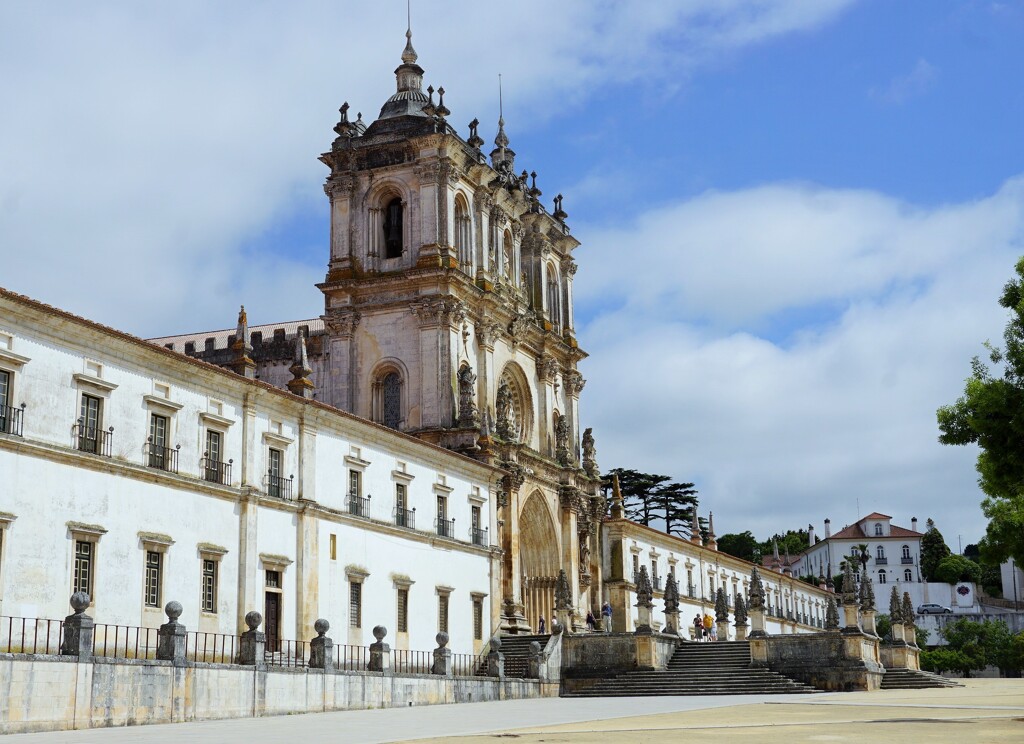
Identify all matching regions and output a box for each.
[634,565,655,635]
[156,601,187,665]
[662,574,680,637]
[486,635,505,678]
[431,631,452,676]
[840,562,861,632]
[309,618,334,671]
[747,568,768,640]
[237,610,266,666]
[553,569,574,632]
[859,575,878,637]
[715,587,730,642]
[60,592,94,660]
[734,594,749,642]
[367,625,391,672]
[527,639,548,681]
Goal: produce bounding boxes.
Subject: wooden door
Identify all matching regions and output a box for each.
[264,592,281,653]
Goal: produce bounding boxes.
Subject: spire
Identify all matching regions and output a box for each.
[229,306,256,379]
[689,507,701,545]
[491,74,515,170]
[376,1,429,120]
[287,334,315,399]
[610,473,624,519]
[707,511,717,551]
[401,0,417,64]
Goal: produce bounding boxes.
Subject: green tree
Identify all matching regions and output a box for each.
[716,531,761,563]
[920,518,951,581]
[921,647,970,675]
[937,257,1024,566]
[603,468,699,538]
[933,554,983,584]
[758,529,809,560]
[939,618,1015,677]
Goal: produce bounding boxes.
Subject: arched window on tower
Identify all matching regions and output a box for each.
[546,263,561,333]
[454,197,472,273]
[502,231,515,285]
[372,366,404,430]
[383,197,404,259]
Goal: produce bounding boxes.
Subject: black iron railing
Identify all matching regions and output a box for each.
[436,517,456,539]
[334,644,368,672]
[1,615,63,654]
[652,576,662,591]
[265,639,307,668]
[392,649,431,674]
[185,631,238,664]
[93,623,158,660]
[266,473,293,500]
[470,526,488,547]
[394,507,416,529]
[875,557,888,565]
[74,422,113,456]
[145,438,179,473]
[687,584,696,599]
[348,492,371,518]
[901,557,914,565]
[202,454,232,485]
[0,403,24,437]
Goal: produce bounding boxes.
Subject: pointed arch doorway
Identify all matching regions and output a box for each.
[519,492,560,633]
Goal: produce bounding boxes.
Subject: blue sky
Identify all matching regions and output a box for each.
[2,0,1023,547]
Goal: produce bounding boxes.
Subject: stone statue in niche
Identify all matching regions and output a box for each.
[554,413,571,466]
[581,427,597,477]
[456,364,479,428]
[578,532,592,587]
[495,381,516,441]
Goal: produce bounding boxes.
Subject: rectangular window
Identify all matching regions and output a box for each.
[144,551,162,608]
[265,569,280,589]
[397,588,409,633]
[473,598,483,640]
[201,559,218,613]
[268,447,283,497]
[396,483,406,511]
[437,495,447,521]
[73,540,93,597]
[632,554,639,580]
[349,582,362,628]
[0,369,10,434]
[651,559,658,580]
[471,505,480,530]
[206,429,221,461]
[438,594,449,634]
[349,470,361,498]
[79,394,102,453]
[329,534,337,560]
[148,413,169,469]
[269,448,282,477]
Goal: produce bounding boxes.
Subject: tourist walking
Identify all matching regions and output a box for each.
[585,610,596,631]
[538,617,546,634]
[601,601,612,632]
[693,613,703,641]
[702,612,713,641]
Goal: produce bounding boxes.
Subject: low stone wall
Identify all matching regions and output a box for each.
[559,633,678,694]
[756,631,884,691]
[0,654,556,734]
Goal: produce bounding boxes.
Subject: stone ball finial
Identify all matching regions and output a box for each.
[69,591,91,614]
[372,625,388,641]
[551,619,564,635]
[314,618,330,637]
[245,611,263,631]
[529,640,541,654]
[164,601,183,622]
[435,631,449,648]
[489,635,502,652]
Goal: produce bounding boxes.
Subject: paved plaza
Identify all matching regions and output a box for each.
[3,679,1021,743]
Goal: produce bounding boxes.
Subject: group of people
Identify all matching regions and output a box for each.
[536,602,615,634]
[693,612,716,641]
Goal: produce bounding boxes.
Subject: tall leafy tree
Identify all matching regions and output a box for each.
[758,529,809,559]
[938,257,1024,566]
[656,480,699,537]
[603,468,699,538]
[717,531,761,563]
[920,518,951,581]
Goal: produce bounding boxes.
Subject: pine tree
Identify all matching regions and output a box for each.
[920,518,952,581]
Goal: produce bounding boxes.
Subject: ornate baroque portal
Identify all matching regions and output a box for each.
[519,492,560,631]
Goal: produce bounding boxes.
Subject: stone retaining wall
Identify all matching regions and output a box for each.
[0,654,556,734]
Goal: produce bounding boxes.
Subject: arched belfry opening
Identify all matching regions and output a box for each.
[519,491,560,632]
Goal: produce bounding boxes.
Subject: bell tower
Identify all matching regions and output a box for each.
[317,24,604,633]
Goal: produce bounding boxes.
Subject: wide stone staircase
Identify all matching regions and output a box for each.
[564,640,821,697]
[880,668,962,689]
[476,634,551,678]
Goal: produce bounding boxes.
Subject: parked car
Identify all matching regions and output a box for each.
[916,603,952,614]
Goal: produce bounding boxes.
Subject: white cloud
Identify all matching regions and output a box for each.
[870,58,938,104]
[575,177,1024,542]
[0,0,854,333]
